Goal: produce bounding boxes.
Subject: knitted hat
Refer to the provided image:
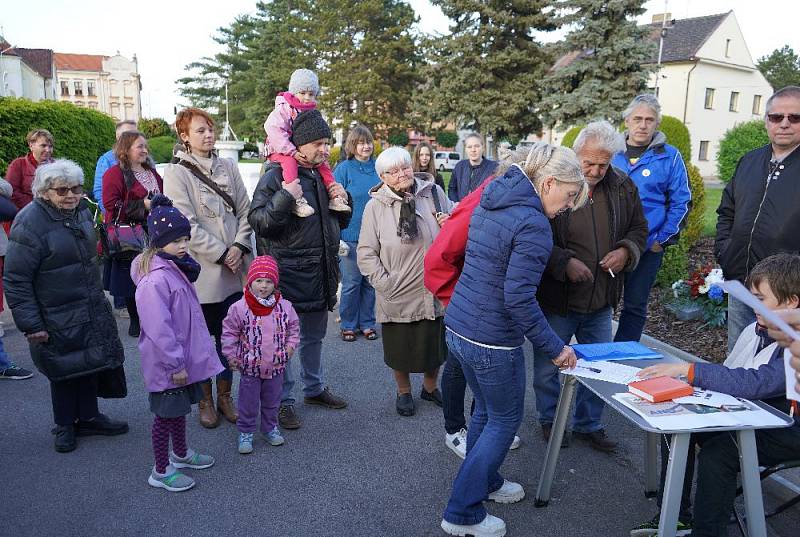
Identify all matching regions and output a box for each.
[147,195,191,248]
[247,255,280,288]
[288,69,320,96]
[291,109,331,148]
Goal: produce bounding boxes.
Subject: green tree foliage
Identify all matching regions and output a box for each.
[717,120,769,183]
[0,97,114,192]
[541,0,654,128]
[387,129,409,147]
[435,130,458,148]
[138,118,172,139]
[148,135,178,164]
[421,1,557,149]
[757,45,800,90]
[560,125,585,148]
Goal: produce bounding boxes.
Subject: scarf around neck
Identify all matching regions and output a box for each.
[245,287,281,316]
[157,252,201,283]
[280,91,317,112]
[389,184,417,244]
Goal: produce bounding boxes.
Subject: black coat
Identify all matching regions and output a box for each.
[248,164,352,313]
[715,144,800,282]
[4,199,125,381]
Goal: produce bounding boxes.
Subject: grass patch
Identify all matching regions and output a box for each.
[702,186,723,238]
[441,171,451,192]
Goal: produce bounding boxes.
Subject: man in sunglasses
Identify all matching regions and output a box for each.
[716,85,800,350]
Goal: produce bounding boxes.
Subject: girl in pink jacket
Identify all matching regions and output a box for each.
[132,195,223,492]
[222,255,300,454]
[264,68,350,217]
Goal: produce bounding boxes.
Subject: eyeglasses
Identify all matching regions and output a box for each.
[49,185,84,196]
[385,166,412,178]
[766,113,800,124]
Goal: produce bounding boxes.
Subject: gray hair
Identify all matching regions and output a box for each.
[622,94,662,123]
[497,142,589,210]
[375,146,412,177]
[766,85,800,114]
[573,120,626,155]
[32,159,84,198]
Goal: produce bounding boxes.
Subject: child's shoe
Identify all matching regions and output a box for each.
[265,426,285,446]
[292,197,316,217]
[328,195,351,213]
[238,432,254,454]
[148,464,195,492]
[169,448,215,469]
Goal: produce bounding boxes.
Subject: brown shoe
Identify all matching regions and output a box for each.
[278,405,301,430]
[304,387,348,409]
[541,423,570,448]
[198,382,220,428]
[573,429,617,453]
[216,378,238,423]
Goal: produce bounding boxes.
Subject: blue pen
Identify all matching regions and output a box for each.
[574,365,602,373]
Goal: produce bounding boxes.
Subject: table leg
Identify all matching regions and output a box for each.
[737,429,767,537]
[645,432,659,498]
[657,433,690,537]
[535,374,577,507]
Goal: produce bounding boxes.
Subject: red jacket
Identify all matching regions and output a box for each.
[102,164,163,224]
[423,176,494,307]
[6,153,45,210]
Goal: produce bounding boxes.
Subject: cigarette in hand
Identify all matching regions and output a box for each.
[608,268,615,278]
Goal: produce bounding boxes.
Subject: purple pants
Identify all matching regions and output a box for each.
[237,372,284,433]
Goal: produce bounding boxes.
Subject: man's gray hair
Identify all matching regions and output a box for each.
[375,146,412,177]
[573,120,626,155]
[622,94,662,123]
[766,85,800,114]
[32,159,84,198]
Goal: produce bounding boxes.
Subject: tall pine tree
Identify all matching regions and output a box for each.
[541,0,655,128]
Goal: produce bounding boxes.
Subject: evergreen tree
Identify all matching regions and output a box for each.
[540,0,655,128]
[757,45,800,90]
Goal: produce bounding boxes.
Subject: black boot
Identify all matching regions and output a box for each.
[75,413,129,436]
[54,424,76,453]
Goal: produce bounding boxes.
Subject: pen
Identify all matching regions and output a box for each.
[574,365,602,373]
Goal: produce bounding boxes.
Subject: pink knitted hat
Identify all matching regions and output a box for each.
[247,255,279,288]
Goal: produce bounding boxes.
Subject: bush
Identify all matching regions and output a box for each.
[683,163,705,247]
[560,125,584,148]
[138,117,171,139]
[717,120,768,183]
[0,97,115,193]
[658,116,691,163]
[655,241,689,288]
[149,136,178,164]
[387,129,409,147]
[436,130,458,148]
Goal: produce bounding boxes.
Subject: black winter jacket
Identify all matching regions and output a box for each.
[538,166,648,316]
[4,199,125,381]
[248,164,352,313]
[715,144,800,282]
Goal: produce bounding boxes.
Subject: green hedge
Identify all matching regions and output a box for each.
[138,117,171,139]
[717,120,768,183]
[658,116,691,163]
[560,125,584,148]
[436,130,458,148]
[0,97,115,193]
[149,136,178,164]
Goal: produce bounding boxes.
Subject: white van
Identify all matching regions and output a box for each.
[434,151,462,172]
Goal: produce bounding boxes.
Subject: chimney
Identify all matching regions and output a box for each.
[652,13,672,24]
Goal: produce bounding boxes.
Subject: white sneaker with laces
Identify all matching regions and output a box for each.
[445,428,467,459]
[487,479,525,504]
[441,514,506,537]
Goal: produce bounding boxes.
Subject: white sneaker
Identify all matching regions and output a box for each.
[445,428,467,459]
[487,479,525,504]
[0,321,5,337]
[441,514,506,537]
[509,435,521,450]
[292,197,316,217]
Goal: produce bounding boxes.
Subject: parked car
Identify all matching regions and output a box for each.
[434,151,462,172]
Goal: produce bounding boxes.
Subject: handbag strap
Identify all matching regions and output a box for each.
[111,168,137,225]
[431,186,443,214]
[178,160,237,217]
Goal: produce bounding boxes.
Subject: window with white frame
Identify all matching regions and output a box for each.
[704,88,715,110]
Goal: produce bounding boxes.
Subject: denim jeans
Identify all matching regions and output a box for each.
[726,294,756,353]
[338,241,376,332]
[441,350,469,434]
[615,249,665,342]
[533,307,612,433]
[0,336,11,370]
[281,310,328,405]
[442,330,525,526]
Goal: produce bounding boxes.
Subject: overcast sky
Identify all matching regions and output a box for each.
[2,0,798,122]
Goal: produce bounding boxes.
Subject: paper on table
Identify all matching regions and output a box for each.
[673,388,745,408]
[719,280,800,342]
[785,355,800,402]
[563,359,641,385]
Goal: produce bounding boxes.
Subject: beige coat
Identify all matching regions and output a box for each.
[357,178,454,323]
[163,150,253,304]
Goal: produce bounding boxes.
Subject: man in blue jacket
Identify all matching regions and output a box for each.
[93,119,137,212]
[612,94,691,343]
[448,133,497,202]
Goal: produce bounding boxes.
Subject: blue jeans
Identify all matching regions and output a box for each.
[338,241,376,332]
[441,350,469,434]
[533,307,611,433]
[442,330,525,526]
[615,249,665,342]
[0,336,11,370]
[281,310,328,405]
[726,294,755,353]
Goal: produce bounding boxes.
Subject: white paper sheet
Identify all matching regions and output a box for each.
[562,359,641,385]
[719,280,800,342]
[673,388,744,408]
[785,355,800,402]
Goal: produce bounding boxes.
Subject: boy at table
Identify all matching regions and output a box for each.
[631,253,800,537]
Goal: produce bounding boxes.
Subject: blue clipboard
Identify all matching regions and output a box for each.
[573,342,662,362]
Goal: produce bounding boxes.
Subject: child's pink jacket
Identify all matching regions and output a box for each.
[263,92,316,158]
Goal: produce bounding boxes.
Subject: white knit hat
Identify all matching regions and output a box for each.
[288,69,320,96]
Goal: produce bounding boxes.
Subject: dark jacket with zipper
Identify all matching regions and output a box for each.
[248,163,352,313]
[715,144,800,282]
[538,166,648,316]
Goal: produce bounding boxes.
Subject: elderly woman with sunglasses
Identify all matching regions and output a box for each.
[4,160,127,453]
[357,147,454,416]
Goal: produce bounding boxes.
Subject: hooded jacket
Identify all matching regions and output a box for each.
[444,165,564,359]
[448,157,498,202]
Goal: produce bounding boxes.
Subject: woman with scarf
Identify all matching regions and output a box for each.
[357,147,454,417]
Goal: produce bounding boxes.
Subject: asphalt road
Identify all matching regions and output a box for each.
[1,308,797,537]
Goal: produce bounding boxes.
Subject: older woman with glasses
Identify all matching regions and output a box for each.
[357,147,454,416]
[4,160,127,453]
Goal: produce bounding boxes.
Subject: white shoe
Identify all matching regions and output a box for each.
[292,197,316,217]
[0,321,5,337]
[509,435,521,450]
[445,428,467,460]
[328,195,351,213]
[441,514,506,537]
[487,479,525,504]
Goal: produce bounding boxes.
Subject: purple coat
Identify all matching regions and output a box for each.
[132,255,223,392]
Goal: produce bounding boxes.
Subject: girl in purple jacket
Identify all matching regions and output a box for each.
[132,195,223,492]
[222,256,300,454]
[263,68,349,217]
